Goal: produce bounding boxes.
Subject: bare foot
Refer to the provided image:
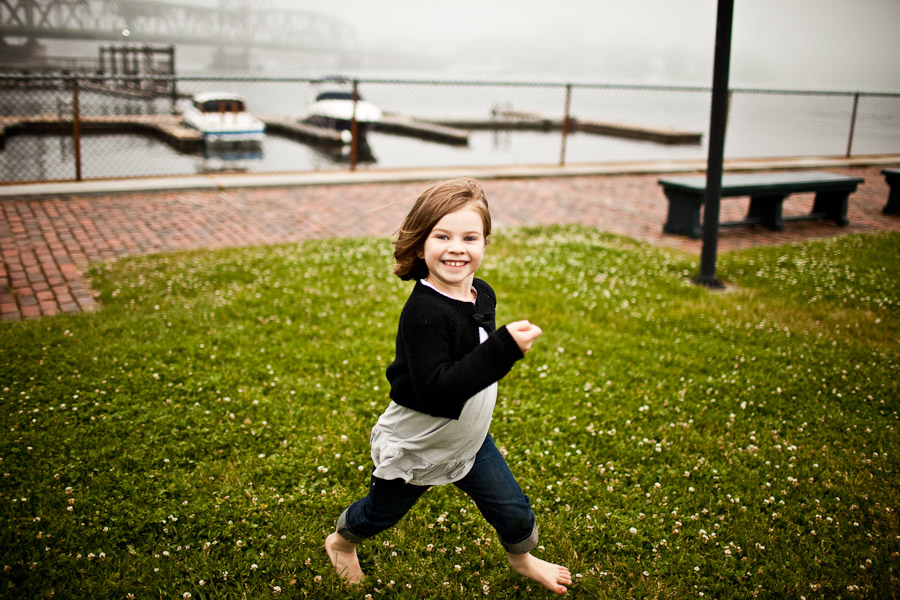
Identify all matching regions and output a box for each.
[325,532,365,585]
[507,551,572,595]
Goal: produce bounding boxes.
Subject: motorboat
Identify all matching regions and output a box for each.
[180,92,265,144]
[302,78,382,144]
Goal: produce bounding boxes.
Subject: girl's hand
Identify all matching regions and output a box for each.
[507,320,543,354]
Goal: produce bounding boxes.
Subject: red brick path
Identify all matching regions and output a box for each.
[2,165,898,321]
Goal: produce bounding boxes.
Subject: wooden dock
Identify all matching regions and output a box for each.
[378,113,470,145]
[260,116,345,146]
[572,118,702,145]
[438,110,702,145]
[0,110,701,155]
[0,114,203,152]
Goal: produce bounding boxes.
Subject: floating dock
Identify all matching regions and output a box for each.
[437,110,702,145]
[0,110,702,154]
[0,114,203,152]
[260,116,345,146]
[378,113,470,145]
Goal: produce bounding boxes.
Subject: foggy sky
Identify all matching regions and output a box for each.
[44,0,900,91]
[271,0,898,91]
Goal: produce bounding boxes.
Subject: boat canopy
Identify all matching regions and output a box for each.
[315,91,360,102]
[192,93,249,113]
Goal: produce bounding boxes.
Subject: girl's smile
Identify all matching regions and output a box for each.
[418,206,486,301]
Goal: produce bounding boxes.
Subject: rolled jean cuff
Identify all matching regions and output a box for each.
[503,523,539,554]
[335,509,366,544]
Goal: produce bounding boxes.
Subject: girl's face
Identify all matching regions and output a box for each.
[418,205,487,300]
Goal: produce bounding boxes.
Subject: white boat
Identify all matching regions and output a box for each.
[302,78,382,144]
[180,92,265,144]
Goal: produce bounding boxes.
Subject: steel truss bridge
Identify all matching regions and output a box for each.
[0,0,359,58]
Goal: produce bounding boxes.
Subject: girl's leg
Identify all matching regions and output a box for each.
[454,434,572,594]
[453,434,538,552]
[327,472,430,584]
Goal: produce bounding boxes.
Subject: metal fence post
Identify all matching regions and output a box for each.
[560,83,572,166]
[71,78,83,182]
[349,79,359,171]
[846,92,860,158]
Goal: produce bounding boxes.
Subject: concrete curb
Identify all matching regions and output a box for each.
[2,155,899,199]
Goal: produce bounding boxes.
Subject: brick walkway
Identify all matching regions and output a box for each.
[1,165,898,321]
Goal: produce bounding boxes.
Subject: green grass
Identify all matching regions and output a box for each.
[2,225,898,599]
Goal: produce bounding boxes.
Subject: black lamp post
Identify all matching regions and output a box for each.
[694,0,734,289]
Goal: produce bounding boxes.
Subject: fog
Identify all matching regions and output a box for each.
[309,0,900,91]
[39,0,900,91]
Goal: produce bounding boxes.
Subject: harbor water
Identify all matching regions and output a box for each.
[1,76,898,182]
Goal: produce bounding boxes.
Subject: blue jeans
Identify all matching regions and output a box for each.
[336,433,538,554]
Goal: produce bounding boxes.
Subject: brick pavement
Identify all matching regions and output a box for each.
[1,165,898,321]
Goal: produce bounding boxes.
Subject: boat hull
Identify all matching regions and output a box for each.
[303,114,377,140]
[179,93,266,145]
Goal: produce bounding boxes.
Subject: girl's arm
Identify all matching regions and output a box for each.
[398,316,524,419]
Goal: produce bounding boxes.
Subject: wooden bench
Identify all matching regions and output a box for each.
[659,171,865,239]
[882,169,900,215]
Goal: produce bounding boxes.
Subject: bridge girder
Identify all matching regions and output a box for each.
[0,0,359,55]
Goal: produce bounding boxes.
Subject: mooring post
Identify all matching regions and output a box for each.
[169,46,178,112]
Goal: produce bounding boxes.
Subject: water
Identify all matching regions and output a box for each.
[1,78,898,182]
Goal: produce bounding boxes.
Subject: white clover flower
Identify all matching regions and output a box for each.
[629,527,638,534]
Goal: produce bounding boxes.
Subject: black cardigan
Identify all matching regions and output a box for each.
[385,279,524,419]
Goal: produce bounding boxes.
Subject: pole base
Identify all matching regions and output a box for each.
[692,274,726,289]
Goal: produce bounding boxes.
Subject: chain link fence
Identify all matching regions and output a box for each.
[1,74,898,184]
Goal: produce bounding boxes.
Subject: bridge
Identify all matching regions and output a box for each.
[0,0,360,65]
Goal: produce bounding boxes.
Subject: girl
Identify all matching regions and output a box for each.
[325,176,572,594]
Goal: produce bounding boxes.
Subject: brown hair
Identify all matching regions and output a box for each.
[393,176,491,280]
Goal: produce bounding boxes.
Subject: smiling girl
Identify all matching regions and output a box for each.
[325,176,572,594]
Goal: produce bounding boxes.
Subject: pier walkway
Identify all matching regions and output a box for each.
[2,156,899,321]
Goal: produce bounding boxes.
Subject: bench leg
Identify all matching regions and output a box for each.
[662,189,703,239]
[885,188,900,215]
[812,191,850,226]
[746,194,786,231]
[884,173,900,215]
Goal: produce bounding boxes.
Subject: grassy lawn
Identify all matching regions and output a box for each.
[1,225,898,599]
